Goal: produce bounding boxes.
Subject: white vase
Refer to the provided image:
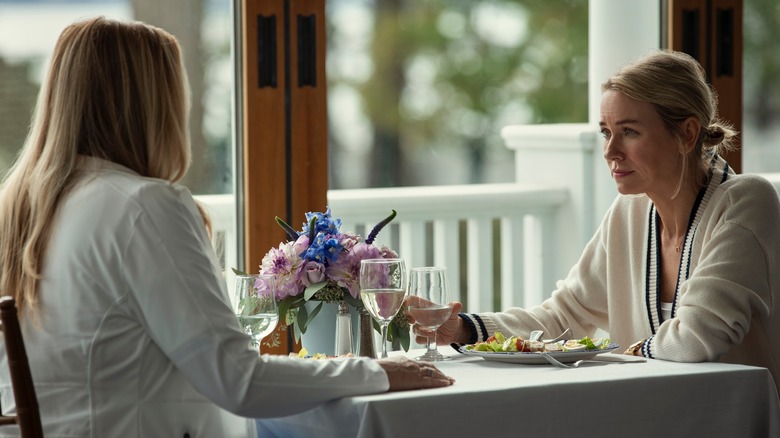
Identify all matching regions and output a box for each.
[300,301,358,356]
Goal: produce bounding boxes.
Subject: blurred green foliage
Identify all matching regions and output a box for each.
[743,0,780,129]
[327,0,589,187]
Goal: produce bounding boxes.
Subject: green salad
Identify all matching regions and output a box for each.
[465,331,611,353]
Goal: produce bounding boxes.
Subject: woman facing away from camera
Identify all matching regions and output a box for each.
[0,17,452,437]
[422,50,780,393]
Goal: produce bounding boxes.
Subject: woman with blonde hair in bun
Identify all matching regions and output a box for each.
[420,50,780,395]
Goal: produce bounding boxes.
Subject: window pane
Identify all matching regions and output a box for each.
[0,0,234,195]
[326,0,589,189]
[743,0,780,173]
[0,0,235,270]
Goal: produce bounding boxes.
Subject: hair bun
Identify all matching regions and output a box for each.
[705,125,726,146]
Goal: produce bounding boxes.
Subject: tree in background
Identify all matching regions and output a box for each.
[0,58,38,172]
[327,0,589,189]
[132,0,215,194]
[744,0,779,130]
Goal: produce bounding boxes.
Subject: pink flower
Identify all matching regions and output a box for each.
[259,241,304,299]
[292,234,310,255]
[299,261,326,287]
[339,232,361,251]
[326,242,382,298]
[379,245,398,259]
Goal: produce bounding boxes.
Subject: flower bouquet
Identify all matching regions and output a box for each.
[253,208,410,351]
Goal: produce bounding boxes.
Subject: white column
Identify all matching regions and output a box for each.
[588,0,662,232]
[589,0,662,124]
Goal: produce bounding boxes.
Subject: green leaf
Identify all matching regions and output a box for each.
[307,217,318,243]
[302,301,324,331]
[275,216,300,242]
[231,268,247,276]
[278,297,293,322]
[387,323,397,347]
[293,320,302,343]
[343,294,363,309]
[398,324,411,352]
[296,304,309,334]
[304,282,327,301]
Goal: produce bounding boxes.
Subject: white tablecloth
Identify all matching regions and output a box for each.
[255,348,780,438]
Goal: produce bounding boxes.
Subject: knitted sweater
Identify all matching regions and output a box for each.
[461,157,780,392]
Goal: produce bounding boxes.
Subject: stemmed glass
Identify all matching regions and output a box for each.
[407,267,452,361]
[359,258,408,359]
[234,274,279,348]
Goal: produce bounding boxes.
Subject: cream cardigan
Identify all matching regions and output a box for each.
[461,156,780,393]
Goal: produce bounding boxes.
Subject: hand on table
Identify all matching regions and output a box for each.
[376,356,454,391]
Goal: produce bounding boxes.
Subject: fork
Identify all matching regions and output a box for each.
[542,328,571,344]
[540,352,585,369]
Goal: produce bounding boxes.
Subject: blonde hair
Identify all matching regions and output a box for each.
[0,17,208,314]
[602,50,738,194]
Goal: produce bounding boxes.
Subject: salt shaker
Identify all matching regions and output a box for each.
[334,301,353,356]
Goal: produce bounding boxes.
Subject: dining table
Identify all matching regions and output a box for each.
[254,347,780,438]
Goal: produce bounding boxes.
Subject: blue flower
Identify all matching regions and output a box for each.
[303,207,342,237]
[301,232,344,265]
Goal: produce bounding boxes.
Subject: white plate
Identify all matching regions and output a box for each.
[457,343,620,364]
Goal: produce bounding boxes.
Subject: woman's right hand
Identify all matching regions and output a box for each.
[406,299,466,345]
[376,356,454,391]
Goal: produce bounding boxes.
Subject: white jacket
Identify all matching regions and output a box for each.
[0,156,389,437]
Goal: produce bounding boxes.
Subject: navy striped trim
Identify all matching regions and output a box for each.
[451,313,480,353]
[456,313,482,344]
[472,314,488,341]
[642,336,655,358]
[673,177,707,314]
[645,208,660,333]
[645,155,734,329]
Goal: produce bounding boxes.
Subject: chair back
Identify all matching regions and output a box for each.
[0,296,43,437]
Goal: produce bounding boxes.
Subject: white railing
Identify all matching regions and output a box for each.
[196,169,779,316]
[329,183,568,312]
[196,181,568,313]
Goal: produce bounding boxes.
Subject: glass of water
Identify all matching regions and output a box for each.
[359,258,408,359]
[408,267,452,361]
[234,274,279,348]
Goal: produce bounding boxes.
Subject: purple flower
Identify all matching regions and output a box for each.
[379,245,398,259]
[326,242,382,298]
[260,210,400,304]
[292,234,310,254]
[339,232,361,251]
[299,260,326,287]
[259,241,304,299]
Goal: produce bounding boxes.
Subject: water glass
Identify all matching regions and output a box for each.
[234,274,279,348]
[359,258,408,358]
[408,266,452,361]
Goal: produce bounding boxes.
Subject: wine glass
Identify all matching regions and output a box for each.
[234,274,279,348]
[359,258,408,359]
[408,267,452,361]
